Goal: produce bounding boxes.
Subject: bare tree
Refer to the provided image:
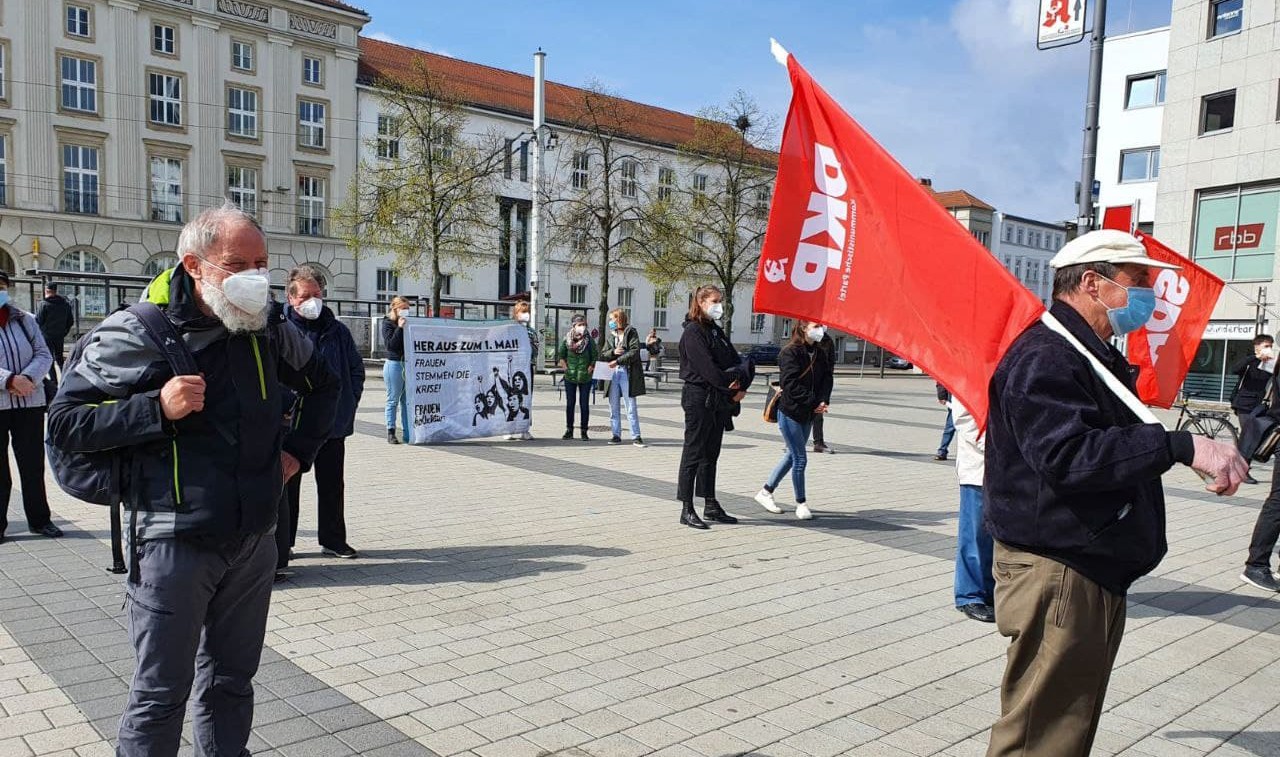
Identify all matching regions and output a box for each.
[637,92,778,340]
[542,81,658,342]
[336,59,506,310]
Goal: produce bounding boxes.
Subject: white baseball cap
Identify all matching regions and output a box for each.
[1048,229,1180,270]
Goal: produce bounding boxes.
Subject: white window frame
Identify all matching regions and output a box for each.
[297,174,326,236]
[66,4,91,38]
[657,166,675,201]
[692,173,708,196]
[143,253,179,278]
[226,164,258,216]
[231,40,255,72]
[621,160,638,198]
[1125,71,1166,110]
[616,287,634,320]
[148,72,182,127]
[149,155,183,223]
[62,144,99,214]
[375,268,399,302]
[60,54,97,113]
[750,313,766,334]
[298,99,326,149]
[302,55,323,86]
[0,43,9,102]
[652,290,669,330]
[569,283,587,306]
[227,87,258,139]
[376,115,400,160]
[571,151,589,190]
[152,23,176,56]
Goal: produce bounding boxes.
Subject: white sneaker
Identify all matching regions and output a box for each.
[754,489,782,514]
[795,503,813,520]
[520,431,534,441]
[504,433,518,440]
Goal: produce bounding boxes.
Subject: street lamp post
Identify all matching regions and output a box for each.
[1077,0,1107,231]
[530,50,546,352]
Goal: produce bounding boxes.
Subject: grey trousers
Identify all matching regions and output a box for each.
[117,533,276,757]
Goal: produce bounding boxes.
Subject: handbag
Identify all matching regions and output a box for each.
[1240,378,1280,462]
[763,350,815,424]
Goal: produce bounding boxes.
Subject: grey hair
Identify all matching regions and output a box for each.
[1052,261,1119,300]
[176,201,264,260]
[287,264,327,296]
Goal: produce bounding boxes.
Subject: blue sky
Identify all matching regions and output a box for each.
[360,0,1173,223]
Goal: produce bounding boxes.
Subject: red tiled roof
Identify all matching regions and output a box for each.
[929,189,995,212]
[300,0,369,16]
[357,36,776,164]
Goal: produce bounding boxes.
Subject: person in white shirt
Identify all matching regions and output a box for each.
[950,398,995,622]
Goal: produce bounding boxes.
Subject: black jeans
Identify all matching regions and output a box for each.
[276,437,348,568]
[811,414,825,446]
[0,407,51,536]
[564,380,590,430]
[677,384,728,504]
[1248,453,1280,569]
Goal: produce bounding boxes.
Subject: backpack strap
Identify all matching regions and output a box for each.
[129,302,198,376]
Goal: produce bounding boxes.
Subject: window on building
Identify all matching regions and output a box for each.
[62,144,99,214]
[0,136,6,207]
[1002,225,1012,243]
[143,253,178,278]
[518,141,529,182]
[1210,0,1243,38]
[57,249,108,318]
[692,173,708,196]
[972,229,989,247]
[694,229,706,247]
[0,44,7,101]
[297,175,326,236]
[227,87,258,139]
[1125,71,1166,109]
[439,274,453,296]
[503,138,514,179]
[298,100,326,149]
[60,55,97,113]
[621,160,638,198]
[375,268,399,302]
[652,290,669,330]
[568,284,587,306]
[751,313,766,334]
[1016,226,1024,245]
[226,165,257,216]
[657,167,675,201]
[148,72,181,126]
[377,115,400,160]
[1201,90,1236,134]
[571,151,589,190]
[753,183,772,218]
[431,134,453,162]
[152,24,176,55]
[1120,147,1160,182]
[149,156,183,223]
[302,55,322,86]
[616,287,634,320]
[66,4,91,37]
[231,40,254,72]
[1194,185,1280,281]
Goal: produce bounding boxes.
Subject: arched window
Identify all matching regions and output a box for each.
[289,261,333,293]
[143,253,178,278]
[0,247,15,275]
[56,248,109,319]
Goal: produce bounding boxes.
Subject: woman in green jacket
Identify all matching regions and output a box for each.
[604,307,647,447]
[555,314,598,441]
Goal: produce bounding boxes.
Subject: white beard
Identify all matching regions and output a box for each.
[203,282,268,333]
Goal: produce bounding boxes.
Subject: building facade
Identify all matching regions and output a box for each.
[991,213,1070,302]
[1097,26,1170,232]
[0,0,368,317]
[1154,0,1278,401]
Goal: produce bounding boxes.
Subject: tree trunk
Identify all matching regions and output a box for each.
[597,253,611,348]
[722,292,735,341]
[431,244,442,317]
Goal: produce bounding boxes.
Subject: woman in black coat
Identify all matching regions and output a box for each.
[676,285,746,529]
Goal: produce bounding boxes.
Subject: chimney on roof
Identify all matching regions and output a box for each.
[919,178,932,188]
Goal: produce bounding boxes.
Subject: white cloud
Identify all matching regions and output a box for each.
[363,29,453,58]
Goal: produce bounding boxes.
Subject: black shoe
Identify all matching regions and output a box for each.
[934,452,948,461]
[562,428,574,440]
[609,435,622,445]
[274,570,291,583]
[813,443,828,454]
[387,429,400,445]
[680,502,709,530]
[703,502,738,525]
[958,603,996,623]
[30,523,63,538]
[633,437,646,448]
[0,532,5,545]
[322,545,358,559]
[1241,566,1280,592]
[580,429,590,441]
[1245,475,1260,485]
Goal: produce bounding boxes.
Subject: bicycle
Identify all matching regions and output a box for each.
[1173,393,1239,446]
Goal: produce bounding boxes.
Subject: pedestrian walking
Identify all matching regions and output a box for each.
[506,300,537,441]
[644,327,663,370]
[277,265,364,573]
[755,320,833,520]
[677,285,747,529]
[382,296,411,444]
[1230,334,1274,485]
[934,382,955,461]
[1240,344,1280,592]
[46,204,339,757]
[36,282,74,370]
[604,307,646,447]
[983,229,1246,757]
[810,331,836,453]
[950,398,995,623]
[556,314,597,441]
[0,271,60,545]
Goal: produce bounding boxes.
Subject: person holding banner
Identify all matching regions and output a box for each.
[556,314,597,441]
[604,308,646,448]
[381,296,411,444]
[984,230,1248,756]
[677,285,745,530]
[505,301,537,442]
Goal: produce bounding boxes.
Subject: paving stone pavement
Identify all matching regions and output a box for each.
[2,374,1280,756]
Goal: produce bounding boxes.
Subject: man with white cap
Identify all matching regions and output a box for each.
[983,229,1247,756]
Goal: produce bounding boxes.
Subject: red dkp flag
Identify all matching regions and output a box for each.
[753,42,1045,425]
[1125,232,1224,409]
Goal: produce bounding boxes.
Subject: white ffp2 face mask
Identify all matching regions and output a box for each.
[296,297,323,320]
[706,302,724,320]
[201,258,270,314]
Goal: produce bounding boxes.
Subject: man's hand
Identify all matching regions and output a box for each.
[281,452,301,482]
[9,375,35,397]
[1190,435,1249,496]
[731,390,747,403]
[160,375,206,420]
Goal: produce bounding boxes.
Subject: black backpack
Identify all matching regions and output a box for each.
[46,302,197,572]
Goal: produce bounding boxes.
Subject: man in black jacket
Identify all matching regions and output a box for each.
[983,230,1246,757]
[1230,334,1274,484]
[47,205,339,757]
[35,283,74,368]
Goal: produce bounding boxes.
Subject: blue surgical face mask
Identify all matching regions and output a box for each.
[608,320,618,331]
[0,291,9,309]
[1097,275,1156,336]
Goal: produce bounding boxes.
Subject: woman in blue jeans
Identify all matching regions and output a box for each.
[380,296,411,443]
[755,320,833,520]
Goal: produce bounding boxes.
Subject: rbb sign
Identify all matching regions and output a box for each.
[1038,0,1087,48]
